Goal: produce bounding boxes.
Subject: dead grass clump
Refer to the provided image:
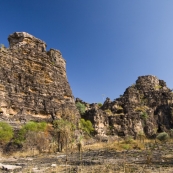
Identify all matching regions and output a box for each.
[84,138,146,152]
[10,149,40,158]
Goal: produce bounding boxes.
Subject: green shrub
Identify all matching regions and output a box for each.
[154,85,162,90]
[79,118,94,135]
[157,132,169,142]
[117,105,123,110]
[76,102,86,115]
[0,122,13,144]
[98,103,103,107]
[53,119,76,133]
[105,109,112,115]
[123,136,134,144]
[140,111,148,120]
[121,144,130,150]
[15,121,47,144]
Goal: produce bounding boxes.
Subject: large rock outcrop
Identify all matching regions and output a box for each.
[78,75,173,138]
[0,32,79,125]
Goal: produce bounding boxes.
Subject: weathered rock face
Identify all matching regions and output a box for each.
[0,32,79,125]
[79,75,173,137]
[8,32,47,52]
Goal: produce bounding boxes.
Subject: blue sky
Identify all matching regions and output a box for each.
[1,1,173,103]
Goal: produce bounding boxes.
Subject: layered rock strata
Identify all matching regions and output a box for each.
[0,32,78,125]
[78,75,173,137]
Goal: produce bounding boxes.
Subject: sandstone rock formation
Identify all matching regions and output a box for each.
[0,32,79,126]
[78,75,173,138]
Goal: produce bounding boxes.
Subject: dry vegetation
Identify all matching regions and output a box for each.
[1,136,173,172]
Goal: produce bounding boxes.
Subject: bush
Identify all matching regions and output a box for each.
[23,131,50,152]
[98,103,102,107]
[105,109,112,115]
[121,144,130,150]
[0,122,13,145]
[15,121,47,144]
[154,85,162,90]
[156,132,169,142]
[79,118,94,135]
[123,136,134,144]
[76,102,86,115]
[140,111,148,120]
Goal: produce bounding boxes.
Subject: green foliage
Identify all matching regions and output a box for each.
[121,144,130,150]
[53,119,76,153]
[0,122,13,144]
[117,105,123,110]
[79,118,94,135]
[23,121,47,131]
[135,106,147,112]
[154,85,162,90]
[123,136,134,144]
[105,109,112,115]
[98,103,103,107]
[156,132,169,142]
[53,119,75,133]
[76,102,86,115]
[15,121,47,144]
[140,111,148,120]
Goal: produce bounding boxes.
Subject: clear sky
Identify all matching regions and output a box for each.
[1,1,173,103]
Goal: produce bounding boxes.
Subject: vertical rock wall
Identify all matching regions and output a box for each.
[0,32,79,124]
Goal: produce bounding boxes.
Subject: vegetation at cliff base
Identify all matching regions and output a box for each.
[0,122,13,145]
[156,132,169,142]
[79,118,94,135]
[14,121,48,145]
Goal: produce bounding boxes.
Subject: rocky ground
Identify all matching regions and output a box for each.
[1,141,173,173]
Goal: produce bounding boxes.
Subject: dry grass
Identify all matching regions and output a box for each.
[2,138,173,173]
[6,149,40,158]
[83,138,148,152]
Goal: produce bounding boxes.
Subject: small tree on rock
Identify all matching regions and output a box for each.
[76,102,86,115]
[79,118,94,135]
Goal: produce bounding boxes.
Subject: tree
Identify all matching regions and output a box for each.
[0,122,13,145]
[77,135,83,162]
[53,119,76,162]
[53,119,76,171]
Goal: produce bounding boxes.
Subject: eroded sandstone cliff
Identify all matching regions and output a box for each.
[0,32,79,125]
[78,75,173,138]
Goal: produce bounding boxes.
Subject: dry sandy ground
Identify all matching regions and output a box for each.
[1,142,173,172]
